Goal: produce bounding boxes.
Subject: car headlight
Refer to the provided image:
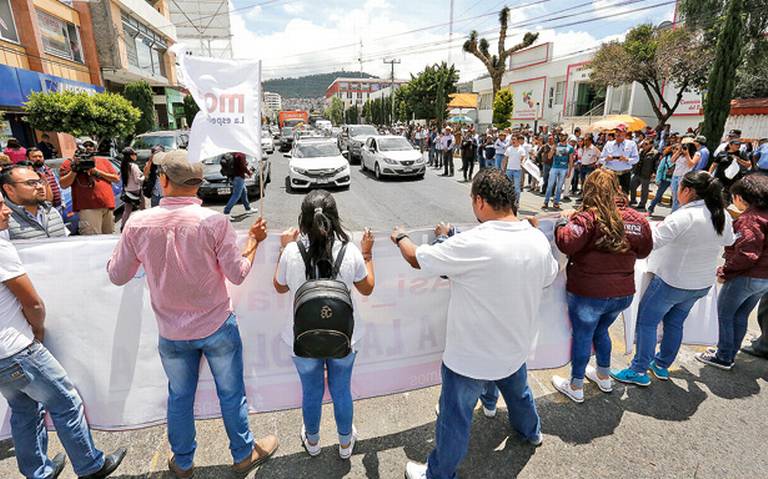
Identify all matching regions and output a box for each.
[382,157,397,165]
[292,167,307,175]
[333,166,347,174]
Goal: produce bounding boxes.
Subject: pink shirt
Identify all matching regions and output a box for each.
[107,196,253,340]
[4,147,27,164]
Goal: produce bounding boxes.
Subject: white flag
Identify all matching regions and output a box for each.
[171,44,262,163]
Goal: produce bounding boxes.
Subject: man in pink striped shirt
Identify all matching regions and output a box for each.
[107,150,278,478]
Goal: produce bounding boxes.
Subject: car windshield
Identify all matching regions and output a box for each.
[350,126,377,137]
[132,135,176,149]
[378,137,413,152]
[294,143,340,158]
[261,131,271,138]
[281,128,293,136]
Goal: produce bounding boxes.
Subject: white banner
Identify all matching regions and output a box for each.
[0,221,719,438]
[172,45,262,162]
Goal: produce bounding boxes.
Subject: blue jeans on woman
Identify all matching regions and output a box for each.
[494,153,504,169]
[223,176,252,215]
[568,292,634,381]
[506,169,521,204]
[716,276,768,364]
[544,167,568,205]
[648,180,671,213]
[630,275,711,373]
[292,351,357,444]
[427,363,539,479]
[157,314,254,471]
[0,341,105,478]
[670,175,682,211]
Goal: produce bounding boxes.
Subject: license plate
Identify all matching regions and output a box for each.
[403,168,412,173]
[218,187,231,195]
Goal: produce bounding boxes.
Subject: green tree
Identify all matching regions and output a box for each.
[183,94,199,127]
[463,7,539,98]
[492,89,514,129]
[400,62,459,124]
[589,24,710,129]
[24,91,140,142]
[121,81,156,134]
[324,96,345,126]
[345,105,359,124]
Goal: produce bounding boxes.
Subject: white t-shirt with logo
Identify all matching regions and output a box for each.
[580,145,600,166]
[0,239,34,359]
[416,221,559,380]
[276,238,368,350]
[504,145,526,170]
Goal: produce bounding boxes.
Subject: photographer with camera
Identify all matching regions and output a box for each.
[59,145,119,235]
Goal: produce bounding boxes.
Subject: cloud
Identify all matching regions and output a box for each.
[282,2,304,14]
[244,5,262,22]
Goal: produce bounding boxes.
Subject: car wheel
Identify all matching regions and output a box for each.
[417,173,425,180]
[284,176,293,193]
[375,163,382,181]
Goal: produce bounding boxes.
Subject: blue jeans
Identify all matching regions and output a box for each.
[494,153,504,169]
[429,146,436,165]
[506,169,521,205]
[544,167,568,205]
[223,176,251,215]
[716,276,768,363]
[0,341,105,478]
[630,275,710,372]
[580,164,597,183]
[151,193,162,208]
[427,364,539,479]
[649,180,671,212]
[541,163,551,192]
[292,351,357,444]
[158,314,254,470]
[670,175,682,211]
[568,292,634,380]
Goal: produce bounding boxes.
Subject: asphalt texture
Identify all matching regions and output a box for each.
[1,152,766,478]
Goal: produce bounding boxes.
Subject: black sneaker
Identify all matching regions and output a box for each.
[50,453,66,479]
[695,351,733,370]
[79,448,127,479]
[741,343,768,359]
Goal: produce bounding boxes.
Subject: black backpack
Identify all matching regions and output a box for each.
[293,242,354,359]
[219,153,235,178]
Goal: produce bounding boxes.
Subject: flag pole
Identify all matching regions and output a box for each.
[258,60,265,219]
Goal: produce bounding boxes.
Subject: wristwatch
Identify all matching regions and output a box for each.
[395,233,409,244]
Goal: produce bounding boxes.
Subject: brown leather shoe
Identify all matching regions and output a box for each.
[168,456,194,479]
[232,435,279,474]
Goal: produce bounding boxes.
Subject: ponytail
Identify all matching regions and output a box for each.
[299,190,350,275]
[681,171,726,235]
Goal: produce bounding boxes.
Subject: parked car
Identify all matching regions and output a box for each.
[361,135,426,180]
[197,153,271,200]
[279,127,295,152]
[285,139,350,192]
[270,125,280,139]
[130,131,189,162]
[338,124,378,164]
[261,130,275,154]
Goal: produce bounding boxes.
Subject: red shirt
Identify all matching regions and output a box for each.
[555,205,653,298]
[60,156,116,211]
[719,207,768,281]
[36,165,62,208]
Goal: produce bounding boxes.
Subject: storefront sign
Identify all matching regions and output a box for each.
[509,77,547,120]
[0,64,102,108]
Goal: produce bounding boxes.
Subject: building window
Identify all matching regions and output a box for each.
[0,0,19,42]
[122,13,167,78]
[479,92,493,110]
[554,81,566,106]
[36,10,83,62]
[347,92,352,99]
[338,82,347,91]
[357,92,362,99]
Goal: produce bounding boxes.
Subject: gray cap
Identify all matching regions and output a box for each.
[695,135,707,144]
[154,150,203,186]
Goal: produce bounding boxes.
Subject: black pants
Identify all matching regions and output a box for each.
[615,171,631,194]
[750,292,768,354]
[629,174,651,208]
[443,150,454,175]
[462,157,475,181]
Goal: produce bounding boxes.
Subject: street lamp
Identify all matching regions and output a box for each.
[534,102,541,134]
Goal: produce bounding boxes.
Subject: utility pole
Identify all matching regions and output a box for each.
[383,58,400,125]
[356,39,363,124]
[447,0,454,64]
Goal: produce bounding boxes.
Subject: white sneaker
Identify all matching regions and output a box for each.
[551,375,584,403]
[300,425,321,457]
[405,461,428,479]
[227,213,236,222]
[338,425,357,460]
[585,365,613,393]
[244,208,257,216]
[434,403,440,417]
[482,406,497,418]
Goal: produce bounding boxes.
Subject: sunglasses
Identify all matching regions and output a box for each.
[13,179,45,187]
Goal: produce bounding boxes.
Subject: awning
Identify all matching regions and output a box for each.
[0,64,103,109]
[447,93,478,110]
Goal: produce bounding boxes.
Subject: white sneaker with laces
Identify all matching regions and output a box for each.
[482,406,497,418]
[300,425,321,457]
[551,375,584,403]
[339,425,357,460]
[405,461,428,479]
[585,365,613,393]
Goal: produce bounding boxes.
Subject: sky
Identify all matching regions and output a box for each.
[226,0,678,82]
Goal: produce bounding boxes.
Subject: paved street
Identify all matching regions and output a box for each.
[2,153,766,479]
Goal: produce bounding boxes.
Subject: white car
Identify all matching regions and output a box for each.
[286,139,351,192]
[261,130,275,154]
[361,135,426,180]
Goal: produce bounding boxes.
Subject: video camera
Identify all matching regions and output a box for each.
[71,147,96,173]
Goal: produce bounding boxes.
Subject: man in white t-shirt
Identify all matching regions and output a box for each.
[0,194,127,479]
[502,135,526,206]
[394,169,559,479]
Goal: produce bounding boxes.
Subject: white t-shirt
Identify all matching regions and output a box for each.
[416,221,559,380]
[580,144,600,166]
[0,239,34,359]
[276,239,368,349]
[504,145,526,170]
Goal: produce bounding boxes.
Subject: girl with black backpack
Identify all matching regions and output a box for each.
[273,190,375,459]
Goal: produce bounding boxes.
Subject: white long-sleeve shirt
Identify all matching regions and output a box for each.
[599,139,639,172]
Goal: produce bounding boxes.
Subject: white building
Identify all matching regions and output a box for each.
[263,91,282,112]
[325,77,408,109]
[472,42,705,134]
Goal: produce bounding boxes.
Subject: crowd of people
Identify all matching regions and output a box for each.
[0,137,767,478]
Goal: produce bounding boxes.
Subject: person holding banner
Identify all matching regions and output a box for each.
[107,150,278,478]
[273,190,375,459]
[0,193,128,479]
[613,171,735,386]
[696,174,768,369]
[550,169,652,403]
[396,169,559,479]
